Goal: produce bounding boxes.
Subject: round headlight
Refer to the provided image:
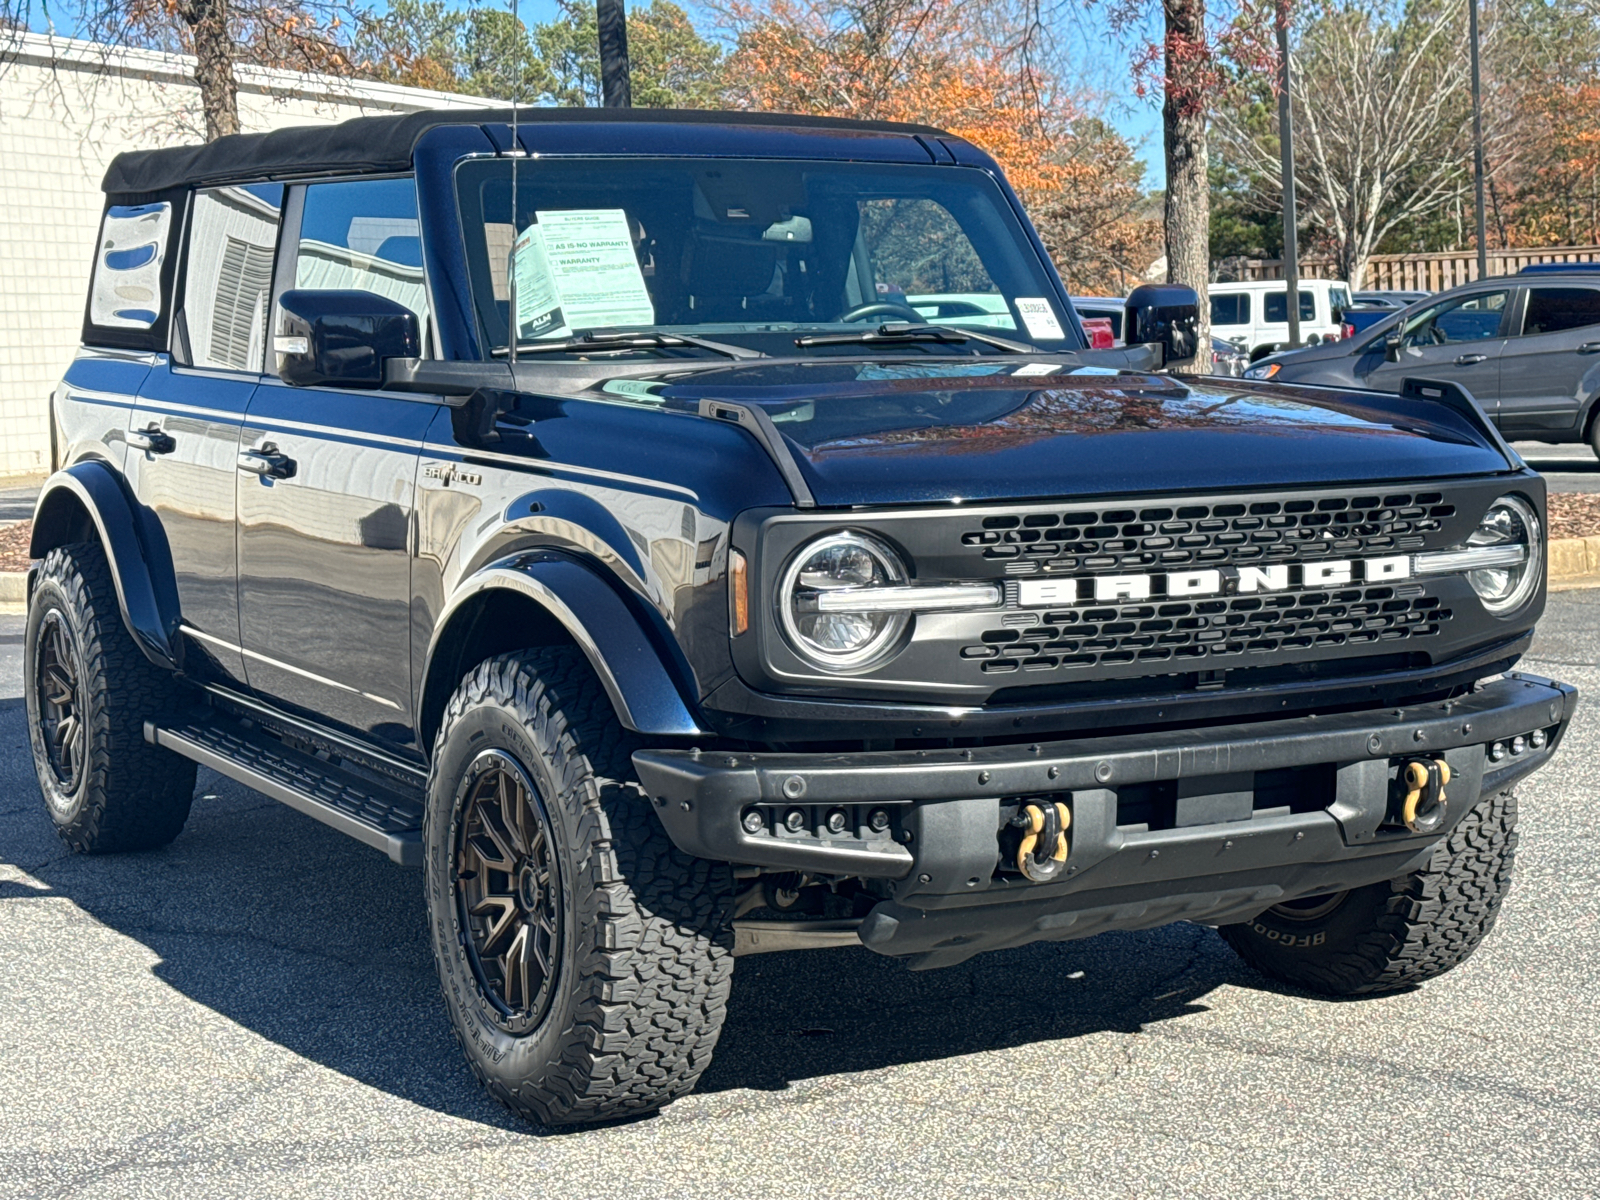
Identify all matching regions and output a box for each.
[779,532,909,670]
[1468,494,1541,614]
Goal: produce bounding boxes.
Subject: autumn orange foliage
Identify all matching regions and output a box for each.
[720,0,1162,292]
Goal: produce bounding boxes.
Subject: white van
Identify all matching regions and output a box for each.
[1209,279,1351,361]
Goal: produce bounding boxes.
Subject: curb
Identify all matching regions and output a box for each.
[0,571,24,603]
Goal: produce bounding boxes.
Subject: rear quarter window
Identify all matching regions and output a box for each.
[89,203,172,330]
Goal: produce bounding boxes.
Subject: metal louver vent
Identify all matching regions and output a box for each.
[211,236,275,371]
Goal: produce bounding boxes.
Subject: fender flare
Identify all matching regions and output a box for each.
[29,461,182,670]
[420,551,707,743]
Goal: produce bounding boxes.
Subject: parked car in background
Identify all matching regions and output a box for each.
[1210,335,1249,376]
[1072,296,1125,341]
[1244,268,1600,454]
[1352,290,1431,309]
[1209,279,1352,361]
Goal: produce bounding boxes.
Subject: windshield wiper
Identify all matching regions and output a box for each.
[495,330,764,360]
[793,321,1040,354]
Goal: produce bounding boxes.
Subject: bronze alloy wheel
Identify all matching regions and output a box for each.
[455,750,562,1032]
[35,608,85,792]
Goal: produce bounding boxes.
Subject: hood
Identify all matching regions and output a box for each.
[630,361,1513,507]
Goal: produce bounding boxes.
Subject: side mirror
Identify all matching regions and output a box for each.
[1125,283,1200,371]
[1384,331,1403,363]
[275,289,420,388]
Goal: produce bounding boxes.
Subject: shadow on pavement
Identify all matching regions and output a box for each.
[2,720,1248,1130]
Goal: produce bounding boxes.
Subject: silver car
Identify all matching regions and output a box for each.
[1245,267,1600,455]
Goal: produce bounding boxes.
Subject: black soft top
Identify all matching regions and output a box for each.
[102,106,953,196]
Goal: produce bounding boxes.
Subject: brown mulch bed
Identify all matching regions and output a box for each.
[0,520,33,572]
[1548,494,1600,541]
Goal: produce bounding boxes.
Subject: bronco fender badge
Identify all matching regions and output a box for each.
[1015,557,1411,608]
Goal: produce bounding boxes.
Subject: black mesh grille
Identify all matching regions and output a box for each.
[962,491,1456,575]
[965,585,1453,676]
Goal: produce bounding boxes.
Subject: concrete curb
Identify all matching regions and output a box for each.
[0,572,25,602]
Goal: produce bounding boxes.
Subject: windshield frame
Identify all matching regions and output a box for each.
[450,153,1082,361]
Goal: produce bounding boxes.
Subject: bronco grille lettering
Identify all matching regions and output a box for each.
[1016,555,1412,609]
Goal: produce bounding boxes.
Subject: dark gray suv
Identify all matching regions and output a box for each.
[1246,268,1600,454]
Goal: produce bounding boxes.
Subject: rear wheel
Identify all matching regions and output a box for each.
[424,647,734,1126]
[26,542,197,853]
[1219,789,1517,995]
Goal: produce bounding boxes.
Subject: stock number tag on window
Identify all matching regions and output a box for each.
[1015,297,1066,341]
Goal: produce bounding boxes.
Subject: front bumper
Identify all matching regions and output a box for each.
[634,673,1576,967]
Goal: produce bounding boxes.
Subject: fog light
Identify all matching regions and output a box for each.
[1489,741,1506,761]
[1531,728,1548,749]
[825,808,848,834]
[784,808,806,833]
[1511,735,1527,755]
[868,808,891,832]
[741,809,765,835]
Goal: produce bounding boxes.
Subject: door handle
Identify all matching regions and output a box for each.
[1454,353,1489,366]
[237,443,297,480]
[126,424,174,454]
[1579,341,1600,354]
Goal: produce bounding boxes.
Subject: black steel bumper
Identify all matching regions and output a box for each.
[633,673,1576,968]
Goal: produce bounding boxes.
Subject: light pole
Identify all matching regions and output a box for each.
[598,0,632,107]
[1469,0,1488,278]
[1278,2,1300,347]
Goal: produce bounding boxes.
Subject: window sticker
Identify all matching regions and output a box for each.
[1014,297,1066,341]
[510,209,655,339]
[91,203,171,329]
[1012,362,1063,376]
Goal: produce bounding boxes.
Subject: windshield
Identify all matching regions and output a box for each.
[453,157,1075,358]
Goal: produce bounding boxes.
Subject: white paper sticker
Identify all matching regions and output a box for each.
[1014,297,1066,341]
[531,209,654,333]
[1012,362,1063,376]
[511,225,565,341]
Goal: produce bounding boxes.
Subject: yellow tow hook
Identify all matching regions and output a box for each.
[1400,757,1451,834]
[1016,800,1071,882]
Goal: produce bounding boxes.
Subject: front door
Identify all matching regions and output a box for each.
[127,183,285,685]
[1361,286,1512,415]
[1497,284,1600,438]
[236,177,436,751]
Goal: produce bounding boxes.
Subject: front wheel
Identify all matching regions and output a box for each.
[424,648,734,1126]
[1219,789,1517,995]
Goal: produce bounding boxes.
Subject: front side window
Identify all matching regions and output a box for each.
[1393,289,1510,348]
[180,184,283,371]
[1263,290,1315,323]
[90,202,173,330]
[1328,286,1350,318]
[454,157,1072,357]
[1522,287,1600,336]
[1211,294,1250,326]
[292,178,428,329]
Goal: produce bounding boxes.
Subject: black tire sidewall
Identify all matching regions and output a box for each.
[424,692,589,1095]
[26,567,94,825]
[1232,882,1387,959]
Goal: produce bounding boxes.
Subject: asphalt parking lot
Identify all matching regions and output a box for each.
[2,600,1599,1200]
[1512,442,1600,493]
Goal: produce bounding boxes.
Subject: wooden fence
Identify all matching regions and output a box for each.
[1238,245,1600,290]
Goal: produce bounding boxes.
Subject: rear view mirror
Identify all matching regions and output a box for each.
[1125,284,1200,371]
[275,289,420,388]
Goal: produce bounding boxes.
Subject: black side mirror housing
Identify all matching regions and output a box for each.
[1125,283,1201,371]
[275,289,420,388]
[1384,331,1403,362]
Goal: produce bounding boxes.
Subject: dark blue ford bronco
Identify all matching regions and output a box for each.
[30,107,1573,1125]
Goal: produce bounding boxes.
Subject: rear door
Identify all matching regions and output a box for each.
[128,183,285,685]
[236,177,436,752]
[1361,286,1511,414]
[1496,284,1600,438]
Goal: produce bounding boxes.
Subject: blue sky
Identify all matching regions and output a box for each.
[28,0,1168,187]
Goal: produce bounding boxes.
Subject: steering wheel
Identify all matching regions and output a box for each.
[839,301,927,324]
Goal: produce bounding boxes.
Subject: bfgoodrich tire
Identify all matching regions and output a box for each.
[1219,789,1517,995]
[25,542,197,853]
[424,648,734,1127]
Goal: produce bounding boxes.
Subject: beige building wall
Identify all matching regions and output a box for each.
[0,32,490,481]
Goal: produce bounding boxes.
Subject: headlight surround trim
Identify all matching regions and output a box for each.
[778,530,913,671]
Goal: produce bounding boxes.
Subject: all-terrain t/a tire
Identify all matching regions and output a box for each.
[1219,789,1518,995]
[424,647,735,1127]
[25,542,197,853]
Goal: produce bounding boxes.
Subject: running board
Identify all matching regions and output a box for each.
[145,713,425,866]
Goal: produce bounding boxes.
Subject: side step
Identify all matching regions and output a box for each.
[146,712,426,866]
